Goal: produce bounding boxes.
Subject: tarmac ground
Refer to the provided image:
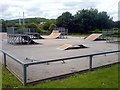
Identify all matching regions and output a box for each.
[0,34,119,83]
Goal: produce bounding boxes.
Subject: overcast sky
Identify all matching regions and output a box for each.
[1,0,120,21]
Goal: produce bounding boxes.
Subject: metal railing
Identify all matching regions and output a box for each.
[0,49,120,86]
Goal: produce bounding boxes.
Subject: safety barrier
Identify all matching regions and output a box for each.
[0,49,120,86]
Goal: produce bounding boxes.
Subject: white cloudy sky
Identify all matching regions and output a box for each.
[1,0,120,21]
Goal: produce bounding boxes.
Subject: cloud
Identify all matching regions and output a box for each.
[58,1,99,14]
[63,1,99,7]
[1,0,119,21]
[118,1,120,21]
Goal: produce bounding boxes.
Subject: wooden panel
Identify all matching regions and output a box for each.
[85,34,102,40]
[58,44,72,50]
[58,44,87,50]
[45,33,61,39]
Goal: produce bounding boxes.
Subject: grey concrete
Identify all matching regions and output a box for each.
[0,36,119,82]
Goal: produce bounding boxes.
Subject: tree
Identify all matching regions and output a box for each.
[74,8,114,33]
[96,11,113,29]
[14,23,22,27]
[1,19,7,32]
[114,21,120,28]
[56,8,114,34]
[49,23,56,32]
[42,22,51,30]
[56,12,74,33]
[26,23,43,33]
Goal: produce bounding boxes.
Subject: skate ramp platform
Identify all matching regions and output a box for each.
[33,34,44,39]
[85,34,102,41]
[21,35,39,44]
[44,32,61,39]
[57,44,88,50]
[43,30,61,39]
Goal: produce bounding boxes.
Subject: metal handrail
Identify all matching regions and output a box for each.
[0,49,24,65]
[25,50,120,66]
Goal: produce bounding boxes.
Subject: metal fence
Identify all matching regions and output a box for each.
[0,49,120,86]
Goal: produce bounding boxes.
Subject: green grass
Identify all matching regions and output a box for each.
[41,34,50,36]
[67,34,89,37]
[112,41,120,44]
[101,35,120,39]
[107,41,120,44]
[2,64,119,89]
[0,63,2,90]
[67,34,120,39]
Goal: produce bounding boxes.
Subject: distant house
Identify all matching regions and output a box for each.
[38,22,46,26]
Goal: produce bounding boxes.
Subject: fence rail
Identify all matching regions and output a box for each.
[0,49,120,86]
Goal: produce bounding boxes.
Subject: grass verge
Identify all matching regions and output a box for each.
[0,63,2,90]
[67,34,89,37]
[2,64,119,89]
[67,34,120,38]
[112,41,120,44]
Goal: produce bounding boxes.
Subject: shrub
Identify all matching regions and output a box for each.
[114,29,120,36]
[89,29,102,34]
[14,23,22,27]
[49,23,56,32]
[26,23,43,33]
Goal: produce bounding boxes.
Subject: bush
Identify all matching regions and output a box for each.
[49,23,56,32]
[14,23,22,27]
[114,29,120,36]
[113,28,119,30]
[18,27,24,34]
[42,22,51,30]
[26,23,43,33]
[89,29,102,34]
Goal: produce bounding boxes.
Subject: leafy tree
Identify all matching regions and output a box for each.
[89,29,102,34]
[96,11,113,29]
[56,12,74,32]
[49,23,56,32]
[26,23,37,28]
[42,22,51,30]
[6,18,56,25]
[26,23,43,33]
[6,23,14,27]
[14,23,22,27]
[1,19,7,32]
[57,8,114,34]
[114,21,120,28]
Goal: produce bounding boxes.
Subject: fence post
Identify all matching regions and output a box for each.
[23,64,27,86]
[3,53,6,68]
[89,55,93,71]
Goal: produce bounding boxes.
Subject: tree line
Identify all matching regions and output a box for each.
[1,8,120,34]
[56,8,116,34]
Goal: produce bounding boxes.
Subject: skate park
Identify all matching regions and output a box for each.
[0,27,119,86]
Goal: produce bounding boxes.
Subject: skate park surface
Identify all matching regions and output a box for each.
[0,34,119,83]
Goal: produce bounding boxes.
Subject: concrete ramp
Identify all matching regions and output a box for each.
[57,44,87,50]
[85,34,102,41]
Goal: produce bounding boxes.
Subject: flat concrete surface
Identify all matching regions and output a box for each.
[0,35,119,82]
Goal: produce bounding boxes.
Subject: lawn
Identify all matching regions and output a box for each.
[1,63,119,89]
[0,63,2,90]
[67,34,89,37]
[112,41,120,44]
